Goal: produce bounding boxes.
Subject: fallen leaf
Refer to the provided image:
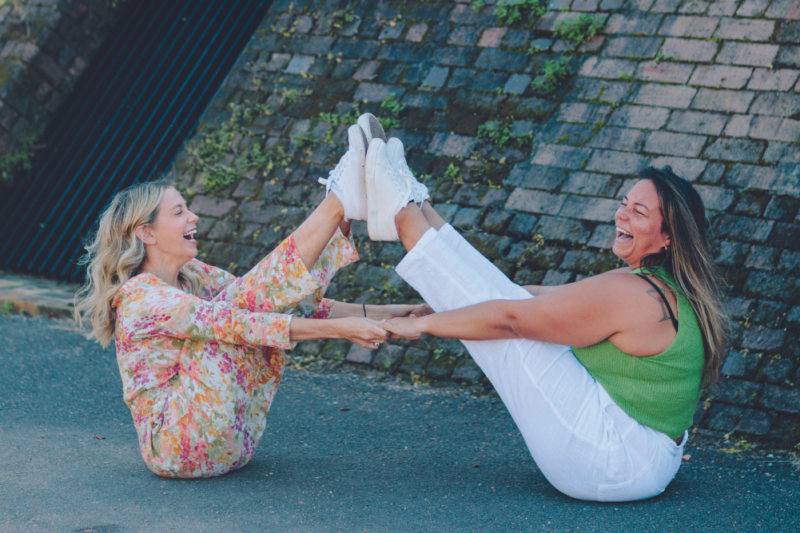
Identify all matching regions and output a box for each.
[682,454,691,461]
[93,435,106,440]
[719,448,743,454]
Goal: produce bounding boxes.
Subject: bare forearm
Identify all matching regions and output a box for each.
[329,301,403,320]
[523,285,566,296]
[289,317,342,341]
[418,300,519,340]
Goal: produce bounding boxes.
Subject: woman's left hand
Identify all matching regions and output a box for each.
[380,303,433,319]
[378,317,425,340]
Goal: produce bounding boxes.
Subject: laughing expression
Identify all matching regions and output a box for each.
[613,179,671,269]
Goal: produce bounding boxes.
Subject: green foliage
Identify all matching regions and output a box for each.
[0,301,14,315]
[0,135,35,184]
[378,93,407,132]
[187,102,292,191]
[476,118,531,151]
[533,57,572,93]
[553,14,603,47]
[494,0,546,27]
[318,104,361,143]
[442,163,463,183]
[471,0,485,12]
[330,9,360,30]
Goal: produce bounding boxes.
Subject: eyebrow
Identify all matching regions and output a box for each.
[623,196,651,211]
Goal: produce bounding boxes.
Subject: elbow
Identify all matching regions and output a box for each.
[501,305,525,339]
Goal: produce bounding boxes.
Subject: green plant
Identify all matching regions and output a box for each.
[617,71,635,81]
[553,14,603,47]
[318,104,361,143]
[330,9,359,30]
[476,118,530,151]
[471,0,485,11]
[187,102,291,191]
[0,301,14,315]
[0,135,35,184]
[533,57,572,93]
[378,93,407,131]
[442,163,463,183]
[494,0,546,27]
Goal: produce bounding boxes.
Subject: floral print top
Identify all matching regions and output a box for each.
[112,230,357,478]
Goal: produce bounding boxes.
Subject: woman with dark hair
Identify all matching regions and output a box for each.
[360,125,729,501]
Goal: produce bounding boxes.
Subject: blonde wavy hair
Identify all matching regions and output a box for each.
[74,180,203,347]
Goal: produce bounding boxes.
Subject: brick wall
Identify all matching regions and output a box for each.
[0,0,125,162]
[170,0,800,448]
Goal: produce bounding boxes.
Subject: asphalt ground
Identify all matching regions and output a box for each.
[1,315,798,532]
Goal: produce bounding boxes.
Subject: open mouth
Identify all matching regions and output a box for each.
[183,229,197,242]
[615,227,633,243]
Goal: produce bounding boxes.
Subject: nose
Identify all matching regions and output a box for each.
[187,210,199,224]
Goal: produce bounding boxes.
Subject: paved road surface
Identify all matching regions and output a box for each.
[1,316,798,532]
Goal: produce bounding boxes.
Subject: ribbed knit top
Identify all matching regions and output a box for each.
[572,267,705,439]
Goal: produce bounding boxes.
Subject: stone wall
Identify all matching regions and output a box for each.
[0,0,125,167]
[170,0,800,448]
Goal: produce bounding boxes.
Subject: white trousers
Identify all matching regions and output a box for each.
[395,225,687,502]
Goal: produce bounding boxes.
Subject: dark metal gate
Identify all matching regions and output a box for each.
[0,0,270,279]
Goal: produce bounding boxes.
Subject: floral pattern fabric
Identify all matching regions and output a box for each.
[112,229,357,478]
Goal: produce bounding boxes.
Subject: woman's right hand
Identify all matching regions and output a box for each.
[336,317,389,349]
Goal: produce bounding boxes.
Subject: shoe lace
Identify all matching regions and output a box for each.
[318,149,353,193]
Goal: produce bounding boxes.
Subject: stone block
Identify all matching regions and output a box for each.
[749,116,800,142]
[353,82,405,103]
[766,197,800,221]
[734,409,774,435]
[715,241,750,266]
[482,210,514,234]
[402,92,448,109]
[505,30,531,49]
[587,127,646,153]
[609,105,670,130]
[346,344,374,365]
[464,233,513,259]
[427,132,475,157]
[636,61,695,84]
[559,250,620,273]
[372,344,405,370]
[353,61,380,81]
[724,114,753,137]
[713,214,774,242]
[588,224,616,249]
[658,15,720,38]
[285,54,314,74]
[398,347,430,374]
[713,378,763,406]
[433,46,477,67]
[706,404,744,431]
[570,79,631,103]
[605,13,663,35]
[586,149,650,175]
[738,0,772,17]
[378,22,404,41]
[376,42,430,63]
[652,0,683,12]
[760,385,800,414]
[579,57,637,79]
[507,213,539,238]
[776,46,800,68]
[530,144,593,170]
[543,270,574,286]
[725,163,779,189]
[422,66,449,88]
[716,42,779,67]
[747,68,799,91]
[634,84,696,109]
[661,38,718,62]
[451,207,482,230]
[650,156,707,181]
[447,67,476,88]
[759,358,796,384]
[533,216,591,244]
[704,138,764,162]
[562,172,618,198]
[478,27,507,48]
[559,196,620,222]
[708,0,739,15]
[645,131,707,157]
[765,0,800,19]
[667,111,727,135]
[722,350,761,379]
[556,103,612,124]
[424,356,455,380]
[504,164,566,192]
[406,23,428,43]
[750,92,800,117]
[741,326,786,351]
[503,74,531,95]
[448,25,481,46]
[776,20,800,43]
[691,89,754,113]
[449,3,496,25]
[451,360,484,383]
[694,184,735,211]
[506,189,566,215]
[715,18,775,42]
[603,37,662,59]
[475,48,530,72]
[689,65,753,89]
[745,271,800,303]
[189,196,238,217]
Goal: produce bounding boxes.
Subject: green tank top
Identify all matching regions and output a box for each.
[572,266,705,439]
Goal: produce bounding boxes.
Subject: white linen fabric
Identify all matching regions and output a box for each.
[395,224,687,502]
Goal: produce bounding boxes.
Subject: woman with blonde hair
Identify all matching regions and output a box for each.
[359,122,729,502]
[75,125,422,478]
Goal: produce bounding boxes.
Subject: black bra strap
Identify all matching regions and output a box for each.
[635,274,678,332]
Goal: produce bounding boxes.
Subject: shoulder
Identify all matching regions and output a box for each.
[113,273,189,311]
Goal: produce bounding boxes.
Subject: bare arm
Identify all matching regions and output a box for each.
[522,266,631,296]
[290,316,388,348]
[328,301,428,320]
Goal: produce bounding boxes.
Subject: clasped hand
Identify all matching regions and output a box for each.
[377,303,433,341]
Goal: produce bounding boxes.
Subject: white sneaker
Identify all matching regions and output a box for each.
[357,113,386,144]
[318,124,368,221]
[365,138,412,241]
[386,137,430,205]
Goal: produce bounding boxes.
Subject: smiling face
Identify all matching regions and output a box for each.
[613,179,671,269]
[136,187,199,270]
